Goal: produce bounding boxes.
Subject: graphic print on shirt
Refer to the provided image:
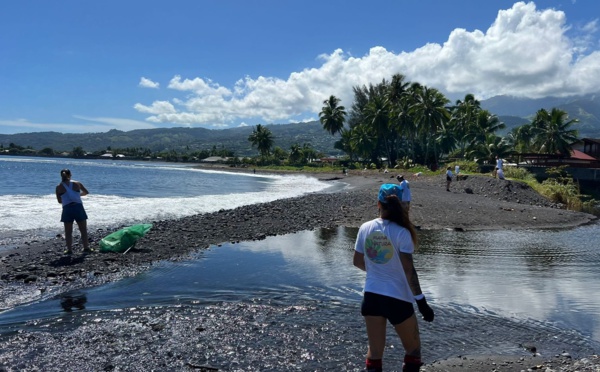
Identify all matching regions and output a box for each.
[365,231,394,264]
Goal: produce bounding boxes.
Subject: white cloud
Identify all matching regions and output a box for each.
[134,2,600,128]
[139,77,160,89]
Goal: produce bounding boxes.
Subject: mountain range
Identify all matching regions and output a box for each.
[1,94,599,157]
[482,93,600,137]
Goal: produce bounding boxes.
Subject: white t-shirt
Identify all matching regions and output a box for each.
[455,165,460,174]
[355,218,415,302]
[399,180,411,202]
[496,158,503,169]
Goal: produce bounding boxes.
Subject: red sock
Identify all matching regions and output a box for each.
[366,358,382,371]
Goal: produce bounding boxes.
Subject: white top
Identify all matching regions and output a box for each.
[455,165,460,174]
[399,179,411,202]
[60,182,83,206]
[496,158,503,169]
[355,218,415,302]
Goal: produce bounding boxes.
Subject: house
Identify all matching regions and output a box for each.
[572,138,600,159]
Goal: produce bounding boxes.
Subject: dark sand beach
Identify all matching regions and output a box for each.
[0,168,598,371]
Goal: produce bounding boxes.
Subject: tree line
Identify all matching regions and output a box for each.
[317,73,579,169]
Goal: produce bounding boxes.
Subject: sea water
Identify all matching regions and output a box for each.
[1,155,600,360]
[0,156,339,250]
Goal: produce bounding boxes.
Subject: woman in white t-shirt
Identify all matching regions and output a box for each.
[354,184,434,372]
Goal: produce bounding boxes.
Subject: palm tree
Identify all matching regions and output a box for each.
[450,94,481,158]
[248,124,274,156]
[363,92,393,166]
[288,143,303,165]
[531,108,579,155]
[319,95,347,136]
[334,128,355,161]
[465,110,505,148]
[350,123,377,166]
[467,133,512,164]
[408,85,450,167]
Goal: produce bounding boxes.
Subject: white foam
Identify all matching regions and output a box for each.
[0,173,336,246]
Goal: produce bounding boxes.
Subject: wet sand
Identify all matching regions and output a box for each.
[0,168,598,371]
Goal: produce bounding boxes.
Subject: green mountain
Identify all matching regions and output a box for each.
[482,94,600,137]
[2,93,599,157]
[0,121,342,157]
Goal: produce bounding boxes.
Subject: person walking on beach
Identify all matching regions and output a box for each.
[446,167,453,191]
[354,184,435,372]
[55,169,92,254]
[396,175,411,212]
[493,156,503,178]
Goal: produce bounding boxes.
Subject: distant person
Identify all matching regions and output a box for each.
[396,175,411,212]
[446,167,453,192]
[454,164,460,181]
[497,167,505,180]
[55,169,92,254]
[354,184,434,372]
[494,156,503,178]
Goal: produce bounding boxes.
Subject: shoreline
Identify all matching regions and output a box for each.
[1,168,598,370]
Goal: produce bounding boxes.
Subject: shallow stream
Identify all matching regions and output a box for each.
[1,224,599,365]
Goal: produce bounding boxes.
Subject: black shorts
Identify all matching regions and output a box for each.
[361,291,415,325]
[446,176,452,182]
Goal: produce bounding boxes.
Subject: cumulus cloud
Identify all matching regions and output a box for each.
[139,77,160,89]
[134,1,600,128]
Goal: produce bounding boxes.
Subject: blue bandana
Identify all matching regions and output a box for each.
[378,183,402,203]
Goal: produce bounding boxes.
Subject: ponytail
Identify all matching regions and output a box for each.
[380,195,418,246]
[60,169,71,182]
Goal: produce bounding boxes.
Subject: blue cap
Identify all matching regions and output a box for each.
[378,183,402,203]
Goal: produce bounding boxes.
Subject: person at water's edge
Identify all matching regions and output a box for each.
[354,184,435,372]
[55,168,92,254]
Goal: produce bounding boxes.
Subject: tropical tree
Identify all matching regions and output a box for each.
[349,123,377,166]
[334,128,355,161]
[531,108,579,155]
[288,144,303,165]
[72,146,85,157]
[408,85,450,167]
[506,123,535,162]
[465,110,505,147]
[466,133,512,164]
[319,95,347,136]
[450,94,481,158]
[248,124,274,156]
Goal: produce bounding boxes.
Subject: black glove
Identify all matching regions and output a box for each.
[416,297,434,322]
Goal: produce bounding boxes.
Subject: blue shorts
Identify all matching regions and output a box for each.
[361,291,415,325]
[61,203,88,223]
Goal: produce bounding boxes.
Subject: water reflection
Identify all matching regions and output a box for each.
[0,224,599,348]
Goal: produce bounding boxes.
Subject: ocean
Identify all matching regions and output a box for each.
[1,155,600,362]
[0,156,339,249]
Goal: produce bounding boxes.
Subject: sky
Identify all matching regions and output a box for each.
[1,0,599,134]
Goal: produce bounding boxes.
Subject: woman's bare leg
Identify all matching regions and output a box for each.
[365,316,387,359]
[393,314,422,370]
[64,222,74,251]
[76,220,89,250]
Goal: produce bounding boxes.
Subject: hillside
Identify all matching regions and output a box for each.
[482,93,600,137]
[2,94,599,156]
[0,121,342,157]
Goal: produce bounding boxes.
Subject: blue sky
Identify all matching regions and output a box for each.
[1,1,599,134]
